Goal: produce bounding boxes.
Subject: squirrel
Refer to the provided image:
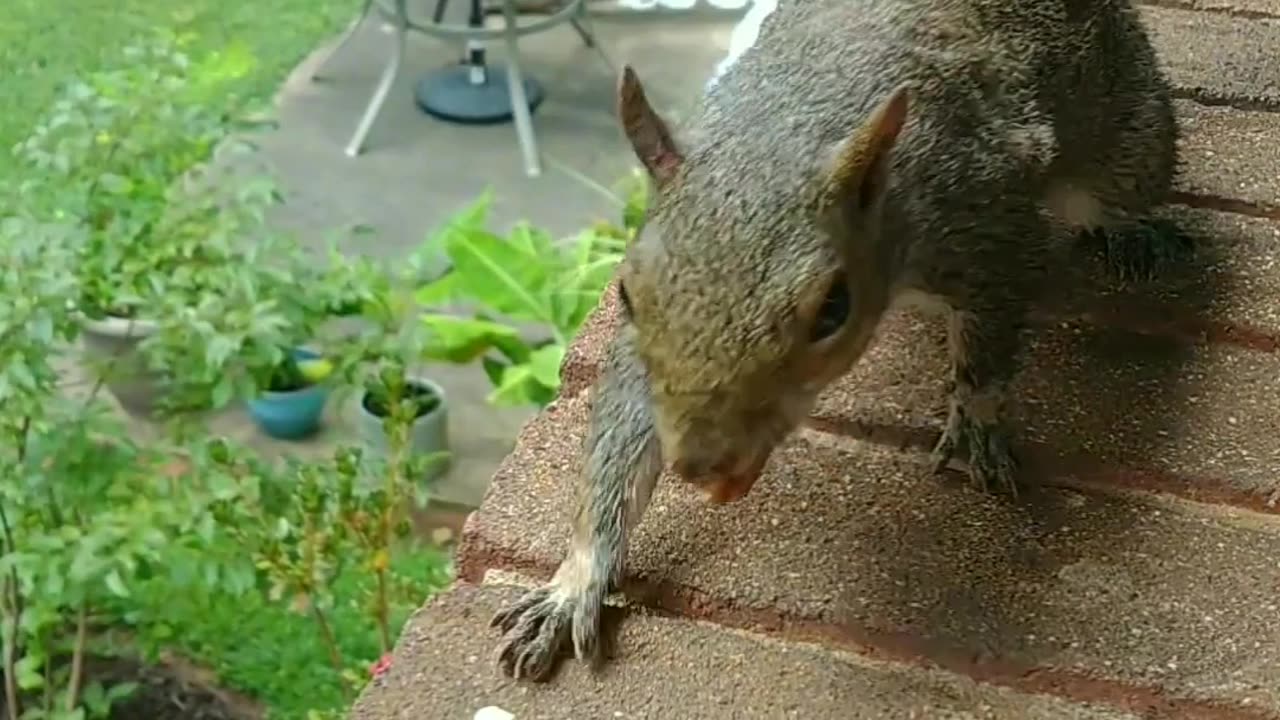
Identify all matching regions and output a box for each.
[492,0,1184,681]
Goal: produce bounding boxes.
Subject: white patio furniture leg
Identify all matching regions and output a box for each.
[501,0,542,177]
[345,0,409,157]
[312,0,377,81]
[572,0,616,75]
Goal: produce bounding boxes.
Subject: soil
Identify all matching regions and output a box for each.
[3,654,263,720]
[362,381,440,420]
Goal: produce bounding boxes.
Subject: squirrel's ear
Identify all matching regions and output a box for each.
[822,84,910,214]
[617,65,683,185]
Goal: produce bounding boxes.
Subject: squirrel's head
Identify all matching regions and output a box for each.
[614,67,910,504]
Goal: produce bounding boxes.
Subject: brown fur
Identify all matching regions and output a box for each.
[492,0,1180,680]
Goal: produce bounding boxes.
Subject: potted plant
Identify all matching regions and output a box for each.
[355,368,450,484]
[247,348,334,440]
[11,34,262,416]
[334,255,452,486]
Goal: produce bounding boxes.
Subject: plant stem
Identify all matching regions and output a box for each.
[310,605,350,699]
[42,643,52,715]
[64,602,88,713]
[375,402,410,657]
[375,568,390,654]
[1,570,18,720]
[0,483,22,720]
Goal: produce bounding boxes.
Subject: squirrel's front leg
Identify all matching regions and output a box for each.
[491,330,661,681]
[931,304,1026,496]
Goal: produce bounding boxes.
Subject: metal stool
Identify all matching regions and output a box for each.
[312,0,605,177]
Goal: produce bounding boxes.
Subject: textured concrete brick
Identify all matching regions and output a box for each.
[351,583,1143,720]
[559,281,621,400]
[815,313,1280,497]
[1013,323,1280,497]
[1085,207,1280,338]
[1181,0,1280,17]
[1175,99,1280,210]
[463,397,1280,712]
[1143,6,1280,108]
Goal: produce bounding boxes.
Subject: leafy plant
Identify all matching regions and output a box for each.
[12,30,260,321]
[0,35,454,720]
[414,173,646,407]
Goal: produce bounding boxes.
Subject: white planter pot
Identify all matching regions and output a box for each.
[355,377,451,486]
[77,314,166,417]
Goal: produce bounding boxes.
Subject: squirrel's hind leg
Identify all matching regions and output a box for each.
[1057,98,1191,282]
[1083,216,1194,284]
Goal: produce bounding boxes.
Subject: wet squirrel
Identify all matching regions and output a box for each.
[492,0,1182,680]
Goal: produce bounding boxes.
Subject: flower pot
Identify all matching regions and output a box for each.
[247,348,331,440]
[356,377,451,485]
[78,314,166,417]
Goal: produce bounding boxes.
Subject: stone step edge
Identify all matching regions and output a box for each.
[1140,0,1280,21]
[1173,191,1280,222]
[804,415,1280,516]
[460,543,1280,720]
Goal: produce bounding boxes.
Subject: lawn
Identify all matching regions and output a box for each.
[0,0,358,187]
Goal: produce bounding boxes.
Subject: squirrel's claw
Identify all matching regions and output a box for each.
[493,584,596,682]
[1087,217,1194,284]
[931,409,1020,498]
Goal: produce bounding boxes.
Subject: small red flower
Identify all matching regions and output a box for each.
[370,653,393,678]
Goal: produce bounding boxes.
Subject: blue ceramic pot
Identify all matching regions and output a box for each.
[247,348,330,440]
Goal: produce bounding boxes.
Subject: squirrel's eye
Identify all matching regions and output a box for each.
[618,281,634,320]
[810,275,850,343]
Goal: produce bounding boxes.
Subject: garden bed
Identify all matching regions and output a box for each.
[2,653,263,720]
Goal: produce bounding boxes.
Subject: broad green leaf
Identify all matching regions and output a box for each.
[444,227,553,323]
[414,271,462,306]
[420,314,520,363]
[489,331,532,365]
[506,223,557,257]
[487,365,537,406]
[421,191,493,253]
[14,655,44,691]
[480,356,508,387]
[104,568,129,597]
[528,344,565,389]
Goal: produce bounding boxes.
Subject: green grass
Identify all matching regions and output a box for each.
[0,0,358,187]
[122,543,454,720]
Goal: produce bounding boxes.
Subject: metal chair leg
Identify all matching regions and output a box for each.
[501,0,542,177]
[345,0,408,157]
[572,0,615,75]
[569,0,594,48]
[433,0,451,23]
[312,0,377,81]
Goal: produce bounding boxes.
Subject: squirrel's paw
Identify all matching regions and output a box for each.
[1086,217,1193,283]
[490,583,600,682]
[931,410,1020,497]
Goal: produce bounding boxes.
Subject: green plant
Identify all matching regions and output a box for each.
[12,31,260,322]
[0,211,262,720]
[414,174,646,407]
[1,35,453,720]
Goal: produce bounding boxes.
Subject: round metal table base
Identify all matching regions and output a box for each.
[414,64,545,125]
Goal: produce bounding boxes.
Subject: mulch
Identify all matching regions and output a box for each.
[3,654,264,720]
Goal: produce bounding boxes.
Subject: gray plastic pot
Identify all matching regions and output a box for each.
[355,377,451,485]
[78,314,167,417]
